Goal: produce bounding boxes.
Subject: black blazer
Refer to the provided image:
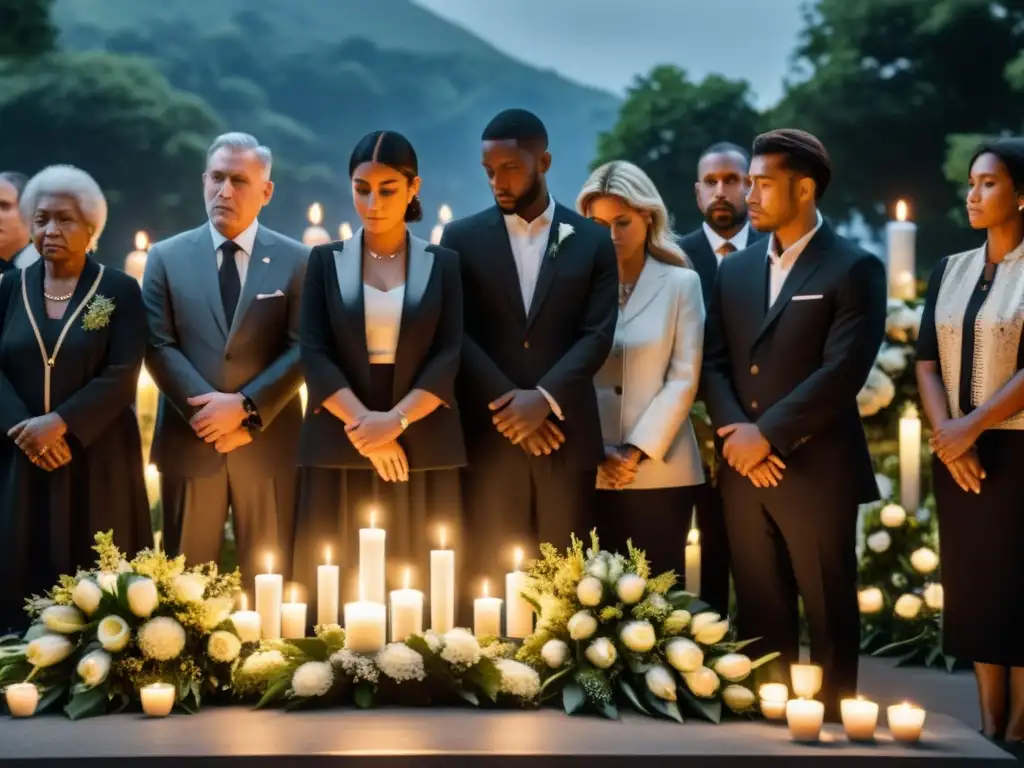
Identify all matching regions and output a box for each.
[679,225,768,308]
[701,222,887,505]
[298,232,466,470]
[441,203,618,471]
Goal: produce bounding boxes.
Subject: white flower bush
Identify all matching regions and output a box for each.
[207,631,242,663]
[496,659,540,700]
[377,643,426,683]
[292,661,334,698]
[138,617,186,661]
[439,628,481,668]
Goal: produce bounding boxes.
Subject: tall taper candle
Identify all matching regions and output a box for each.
[505,547,532,638]
[899,404,921,514]
[359,510,386,605]
[390,567,424,642]
[254,553,282,640]
[318,545,340,626]
[430,525,455,633]
[684,523,701,596]
[886,200,916,300]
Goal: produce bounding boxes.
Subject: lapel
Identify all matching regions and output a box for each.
[332,233,372,395]
[527,203,571,329]
[684,230,717,285]
[487,208,528,326]
[621,257,670,325]
[23,257,103,349]
[754,223,831,345]
[226,225,277,346]
[193,226,229,340]
[392,234,435,401]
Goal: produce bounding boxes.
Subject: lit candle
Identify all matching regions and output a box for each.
[4,683,39,717]
[124,230,150,283]
[230,592,262,644]
[144,463,161,511]
[359,510,386,605]
[281,586,307,639]
[254,553,282,640]
[344,600,386,653]
[317,545,340,626]
[899,404,921,514]
[438,204,453,224]
[474,580,502,637]
[887,702,926,743]
[430,525,455,633]
[685,524,701,596]
[886,200,916,300]
[303,203,331,246]
[841,696,879,742]
[505,547,532,638]
[790,664,822,699]
[787,698,824,742]
[390,567,424,643]
[140,682,175,717]
[299,384,309,416]
[759,683,789,721]
[338,222,353,241]
[430,225,444,245]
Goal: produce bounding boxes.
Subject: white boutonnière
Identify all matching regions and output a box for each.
[547,222,575,258]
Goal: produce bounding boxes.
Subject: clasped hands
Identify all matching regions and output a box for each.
[187,392,251,454]
[929,415,985,495]
[346,411,409,484]
[717,423,786,488]
[7,413,71,471]
[489,389,565,457]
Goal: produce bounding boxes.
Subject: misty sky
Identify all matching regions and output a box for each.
[415,0,807,107]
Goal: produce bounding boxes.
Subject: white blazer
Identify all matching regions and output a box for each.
[595,258,705,490]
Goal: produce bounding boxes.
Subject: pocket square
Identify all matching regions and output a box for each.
[791,294,823,301]
[256,290,285,300]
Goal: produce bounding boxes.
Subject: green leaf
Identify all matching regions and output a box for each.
[353,682,375,709]
[626,656,653,675]
[895,648,922,667]
[944,655,958,673]
[859,627,882,651]
[455,688,479,707]
[540,665,574,697]
[23,624,48,643]
[465,658,501,703]
[715,638,759,653]
[64,685,107,720]
[749,652,781,670]
[254,676,291,710]
[871,630,927,657]
[36,683,67,715]
[678,686,722,724]
[643,688,684,723]
[562,682,586,715]
[403,635,434,658]
[618,678,652,715]
[599,700,619,720]
[925,646,943,667]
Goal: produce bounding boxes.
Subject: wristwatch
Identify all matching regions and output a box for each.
[242,396,262,430]
[396,409,409,432]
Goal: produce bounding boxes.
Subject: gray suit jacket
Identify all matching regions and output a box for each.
[142,223,307,478]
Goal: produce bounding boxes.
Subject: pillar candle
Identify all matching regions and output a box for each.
[886,200,916,300]
[140,683,175,717]
[344,601,386,653]
[359,510,386,605]
[430,526,455,633]
[759,683,788,721]
[787,698,824,742]
[685,524,701,596]
[790,664,822,699]
[254,553,282,640]
[390,568,424,642]
[4,683,39,717]
[474,580,502,637]
[505,547,532,638]
[317,545,340,626]
[281,586,307,639]
[887,702,926,743]
[230,592,262,644]
[899,405,921,514]
[841,697,879,742]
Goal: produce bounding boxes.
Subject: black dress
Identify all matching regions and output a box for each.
[0,259,152,632]
[917,255,1024,666]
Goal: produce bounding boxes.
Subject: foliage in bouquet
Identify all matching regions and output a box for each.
[0,531,251,719]
[516,532,778,723]
[249,624,539,711]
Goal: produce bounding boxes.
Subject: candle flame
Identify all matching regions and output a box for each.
[438,204,453,224]
[895,200,908,222]
[265,552,274,574]
[308,202,323,226]
[513,547,523,569]
[369,509,376,529]
[240,592,248,611]
[482,579,489,598]
[134,231,149,251]
[324,545,332,566]
[687,528,700,546]
[339,222,353,240]
[439,525,447,549]
[404,566,411,590]
[289,586,298,603]
[902,402,919,420]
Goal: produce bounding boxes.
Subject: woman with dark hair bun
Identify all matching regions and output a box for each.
[916,136,1024,747]
[293,130,466,616]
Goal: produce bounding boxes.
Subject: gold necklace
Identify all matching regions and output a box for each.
[43,290,74,302]
[369,248,403,261]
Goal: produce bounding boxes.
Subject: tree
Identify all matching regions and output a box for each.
[593,66,762,231]
[0,0,56,58]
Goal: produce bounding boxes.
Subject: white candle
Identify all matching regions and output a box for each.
[505,547,532,638]
[254,553,282,640]
[790,664,822,699]
[886,200,916,300]
[317,545,340,627]
[685,525,701,596]
[4,683,39,717]
[303,203,330,246]
[474,580,502,637]
[430,526,455,633]
[787,698,824,742]
[841,696,879,742]
[390,568,424,643]
[759,683,789,721]
[124,231,150,283]
[281,586,307,639]
[344,601,386,653]
[140,682,175,717]
[899,405,921,514]
[887,702,926,743]
[359,510,386,605]
[230,592,261,644]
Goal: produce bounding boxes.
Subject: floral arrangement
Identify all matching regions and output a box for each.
[0,532,249,719]
[858,297,923,424]
[514,533,777,723]
[81,295,116,331]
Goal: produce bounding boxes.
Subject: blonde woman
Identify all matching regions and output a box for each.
[577,161,705,574]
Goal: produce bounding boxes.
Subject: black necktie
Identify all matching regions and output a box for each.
[219,240,242,327]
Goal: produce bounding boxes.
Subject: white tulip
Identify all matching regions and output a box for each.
[568,611,598,640]
[663,609,691,634]
[695,619,730,645]
[923,583,944,611]
[713,653,752,682]
[97,615,130,652]
[620,621,657,653]
[683,666,721,698]
[666,637,704,673]
[857,587,884,614]
[645,665,677,701]
[541,639,570,668]
[576,576,603,607]
[866,530,891,553]
[690,611,720,634]
[77,650,112,687]
[584,637,617,669]
[72,579,103,616]
[879,504,907,528]
[910,547,939,574]
[97,571,119,595]
[723,684,756,712]
[207,631,242,663]
[126,578,159,618]
[202,597,234,631]
[171,574,207,604]
[616,574,646,605]
[25,634,73,668]
[894,593,923,620]
[41,605,86,634]
[584,557,609,582]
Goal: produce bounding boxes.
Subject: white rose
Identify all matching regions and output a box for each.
[723,684,756,712]
[690,612,720,634]
[923,583,944,611]
[713,653,752,682]
[866,530,891,553]
[620,621,656,653]
[645,665,677,701]
[76,650,111,687]
[138,617,186,661]
[584,637,617,669]
[72,579,103,616]
[607,555,625,584]
[568,611,598,640]
[25,634,73,668]
[894,593,923,620]
[576,576,603,607]
[857,587,884,614]
[663,609,691,634]
[41,605,86,634]
[171,574,207,604]
[876,345,909,376]
[694,618,730,646]
[616,574,646,605]
[97,615,131,652]
[666,637,703,673]
[683,666,721,698]
[126,578,159,618]
[880,504,907,528]
[207,631,242,663]
[910,547,939,574]
[97,571,119,595]
[584,557,609,582]
[541,639,569,668]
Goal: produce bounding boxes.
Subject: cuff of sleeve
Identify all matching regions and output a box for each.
[537,387,564,421]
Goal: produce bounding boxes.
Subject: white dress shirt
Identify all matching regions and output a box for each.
[210,218,259,287]
[702,221,750,264]
[766,211,823,306]
[364,283,405,365]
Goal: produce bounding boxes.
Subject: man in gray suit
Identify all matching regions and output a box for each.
[143,132,307,585]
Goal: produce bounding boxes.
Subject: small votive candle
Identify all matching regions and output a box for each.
[344,601,386,653]
[786,698,825,742]
[281,586,307,639]
[887,702,926,743]
[841,697,879,742]
[790,663,823,699]
[140,682,175,717]
[473,579,502,637]
[759,683,789,720]
[230,592,262,644]
[4,683,39,717]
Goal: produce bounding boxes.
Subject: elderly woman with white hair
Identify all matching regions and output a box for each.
[0,164,151,632]
[577,160,705,576]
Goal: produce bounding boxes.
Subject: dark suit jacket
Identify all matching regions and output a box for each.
[298,232,466,471]
[441,203,618,472]
[701,221,886,506]
[679,225,768,308]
